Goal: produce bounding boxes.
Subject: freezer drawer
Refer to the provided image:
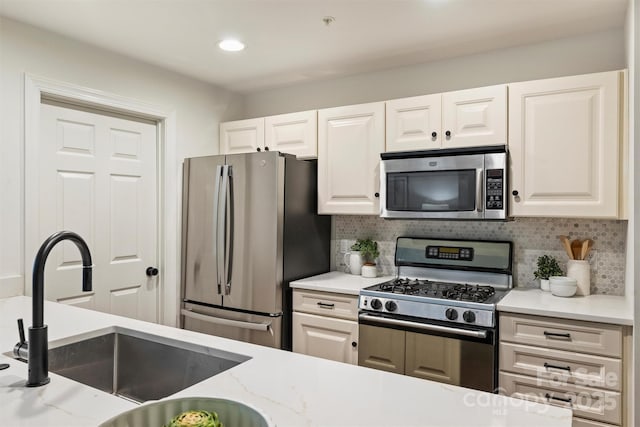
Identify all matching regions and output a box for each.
[182,303,282,349]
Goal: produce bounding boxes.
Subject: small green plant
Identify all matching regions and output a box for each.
[533,255,564,280]
[351,238,380,265]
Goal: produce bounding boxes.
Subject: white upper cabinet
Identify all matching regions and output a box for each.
[385,85,507,152]
[509,70,622,218]
[386,94,442,152]
[318,102,385,215]
[442,84,507,149]
[265,110,317,158]
[220,110,317,158]
[219,118,264,154]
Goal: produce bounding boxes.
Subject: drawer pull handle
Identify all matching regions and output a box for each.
[317,302,335,309]
[543,331,571,340]
[543,362,571,372]
[545,393,572,404]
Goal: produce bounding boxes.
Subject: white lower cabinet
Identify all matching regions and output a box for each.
[292,289,359,365]
[292,312,358,364]
[499,313,628,427]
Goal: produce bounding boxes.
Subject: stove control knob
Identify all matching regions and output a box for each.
[445,308,458,320]
[385,301,398,312]
[463,310,476,323]
[370,299,382,310]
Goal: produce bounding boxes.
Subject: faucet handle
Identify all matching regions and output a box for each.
[17,318,26,344]
[14,318,28,360]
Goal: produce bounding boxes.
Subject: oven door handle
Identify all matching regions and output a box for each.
[359,313,487,339]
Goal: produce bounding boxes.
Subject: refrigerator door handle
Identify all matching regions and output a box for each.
[213,165,224,295]
[225,165,234,295]
[181,309,272,332]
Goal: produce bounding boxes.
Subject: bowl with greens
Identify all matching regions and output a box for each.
[98,397,273,427]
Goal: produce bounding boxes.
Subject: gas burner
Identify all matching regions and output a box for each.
[380,282,420,295]
[441,284,496,303]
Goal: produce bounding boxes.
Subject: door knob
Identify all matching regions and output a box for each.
[146,267,159,277]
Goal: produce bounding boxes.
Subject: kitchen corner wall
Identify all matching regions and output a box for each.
[332,216,627,296]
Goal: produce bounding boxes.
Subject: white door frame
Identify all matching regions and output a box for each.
[24,74,179,326]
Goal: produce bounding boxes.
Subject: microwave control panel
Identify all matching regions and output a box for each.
[485,169,504,210]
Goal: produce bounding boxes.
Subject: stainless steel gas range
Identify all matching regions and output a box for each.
[358,236,512,393]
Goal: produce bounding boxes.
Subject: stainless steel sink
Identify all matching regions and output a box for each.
[12,327,251,403]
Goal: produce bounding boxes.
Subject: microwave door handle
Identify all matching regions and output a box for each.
[213,165,224,295]
[224,165,234,295]
[476,169,484,213]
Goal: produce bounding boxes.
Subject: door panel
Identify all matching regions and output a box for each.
[405,332,461,385]
[182,156,225,306]
[358,324,405,374]
[223,152,283,314]
[292,312,358,364]
[38,101,158,322]
[386,94,442,152]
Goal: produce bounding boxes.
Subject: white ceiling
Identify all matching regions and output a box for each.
[0,0,629,93]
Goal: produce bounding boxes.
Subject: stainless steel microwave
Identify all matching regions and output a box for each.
[380,145,507,220]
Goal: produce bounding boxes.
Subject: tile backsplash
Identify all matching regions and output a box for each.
[332,216,627,295]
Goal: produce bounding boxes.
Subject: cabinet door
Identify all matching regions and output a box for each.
[265,110,317,159]
[509,71,620,218]
[357,324,405,374]
[219,118,264,154]
[405,332,461,385]
[292,312,358,364]
[442,84,507,148]
[386,94,442,152]
[318,102,385,215]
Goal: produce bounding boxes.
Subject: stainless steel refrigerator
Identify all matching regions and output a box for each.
[180,151,330,350]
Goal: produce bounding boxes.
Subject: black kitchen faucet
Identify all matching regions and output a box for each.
[15,231,93,387]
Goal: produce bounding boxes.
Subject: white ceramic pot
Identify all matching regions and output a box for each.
[343,251,363,275]
[549,276,578,297]
[540,279,550,292]
[361,265,377,278]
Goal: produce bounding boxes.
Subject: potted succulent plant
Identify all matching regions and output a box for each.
[351,239,379,278]
[533,255,564,291]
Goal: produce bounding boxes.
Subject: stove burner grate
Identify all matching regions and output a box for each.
[375,279,497,303]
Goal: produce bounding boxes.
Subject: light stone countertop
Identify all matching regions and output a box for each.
[498,288,634,325]
[290,271,394,295]
[0,296,572,427]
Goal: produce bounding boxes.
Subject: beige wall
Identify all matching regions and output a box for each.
[242,28,625,118]
[0,17,243,298]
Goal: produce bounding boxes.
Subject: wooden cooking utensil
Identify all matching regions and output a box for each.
[571,239,583,260]
[559,235,573,260]
[581,239,594,260]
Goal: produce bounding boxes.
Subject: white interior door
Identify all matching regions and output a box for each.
[35,100,159,323]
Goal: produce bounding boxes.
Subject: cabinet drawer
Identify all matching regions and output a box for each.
[293,289,359,320]
[500,314,622,357]
[500,372,621,425]
[572,417,617,427]
[500,342,622,391]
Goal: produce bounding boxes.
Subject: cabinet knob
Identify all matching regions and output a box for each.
[256,147,261,152]
[431,131,437,138]
[445,130,451,138]
[351,341,357,348]
[374,192,380,198]
[264,146,269,151]
[146,267,159,277]
[512,190,519,196]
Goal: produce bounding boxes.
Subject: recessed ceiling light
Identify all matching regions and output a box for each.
[218,39,245,52]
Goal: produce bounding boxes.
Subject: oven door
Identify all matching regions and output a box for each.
[358,312,497,393]
[380,153,485,219]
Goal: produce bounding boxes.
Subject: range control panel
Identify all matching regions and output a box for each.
[485,169,504,210]
[425,246,474,261]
